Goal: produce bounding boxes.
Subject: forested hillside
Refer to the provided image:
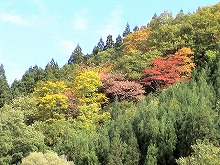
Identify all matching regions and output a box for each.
[0,3,220,165]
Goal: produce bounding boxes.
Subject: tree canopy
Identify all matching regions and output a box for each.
[1,2,220,165]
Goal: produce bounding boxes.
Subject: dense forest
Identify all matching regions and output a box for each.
[0,3,220,165]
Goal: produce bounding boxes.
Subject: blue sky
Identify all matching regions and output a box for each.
[0,0,219,84]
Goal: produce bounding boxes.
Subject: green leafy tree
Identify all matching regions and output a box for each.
[21,151,74,165]
[116,50,161,80]
[93,37,105,55]
[0,105,45,164]
[92,46,99,55]
[22,71,36,94]
[34,119,76,147]
[177,140,220,165]
[10,96,38,125]
[107,128,124,165]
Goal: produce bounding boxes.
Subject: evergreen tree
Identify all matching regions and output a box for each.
[115,35,123,48]
[44,58,60,81]
[92,46,99,55]
[152,13,157,19]
[55,130,99,165]
[133,25,139,32]
[68,44,84,64]
[213,55,220,99]
[11,79,25,98]
[22,71,35,94]
[92,38,105,55]
[97,37,105,51]
[107,101,140,164]
[11,65,46,97]
[144,143,158,165]
[35,67,45,82]
[104,35,114,50]
[107,128,124,165]
[0,64,11,107]
[27,65,45,82]
[123,22,131,37]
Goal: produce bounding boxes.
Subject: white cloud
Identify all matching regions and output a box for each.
[72,8,88,30]
[98,7,124,39]
[0,13,28,25]
[57,40,76,55]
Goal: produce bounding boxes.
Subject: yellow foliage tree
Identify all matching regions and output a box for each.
[73,70,108,105]
[33,81,69,121]
[73,70,109,130]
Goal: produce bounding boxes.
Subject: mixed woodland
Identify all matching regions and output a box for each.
[0,3,220,165]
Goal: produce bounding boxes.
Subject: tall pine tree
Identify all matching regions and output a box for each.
[123,22,131,37]
[97,37,105,51]
[104,35,114,50]
[115,35,123,48]
[68,44,83,64]
[133,25,139,32]
[0,64,11,107]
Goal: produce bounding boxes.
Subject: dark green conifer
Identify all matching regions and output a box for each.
[68,44,84,64]
[115,35,123,48]
[97,37,105,51]
[133,25,139,32]
[152,13,157,19]
[104,35,114,50]
[0,64,11,107]
[123,22,131,37]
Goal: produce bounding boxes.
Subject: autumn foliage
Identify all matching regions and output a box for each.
[174,47,195,77]
[72,70,110,130]
[33,81,69,120]
[123,26,149,54]
[141,47,195,91]
[101,73,145,101]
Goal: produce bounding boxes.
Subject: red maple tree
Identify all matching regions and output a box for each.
[141,55,185,92]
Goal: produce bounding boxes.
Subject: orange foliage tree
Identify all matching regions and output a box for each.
[123,26,149,54]
[174,47,195,77]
